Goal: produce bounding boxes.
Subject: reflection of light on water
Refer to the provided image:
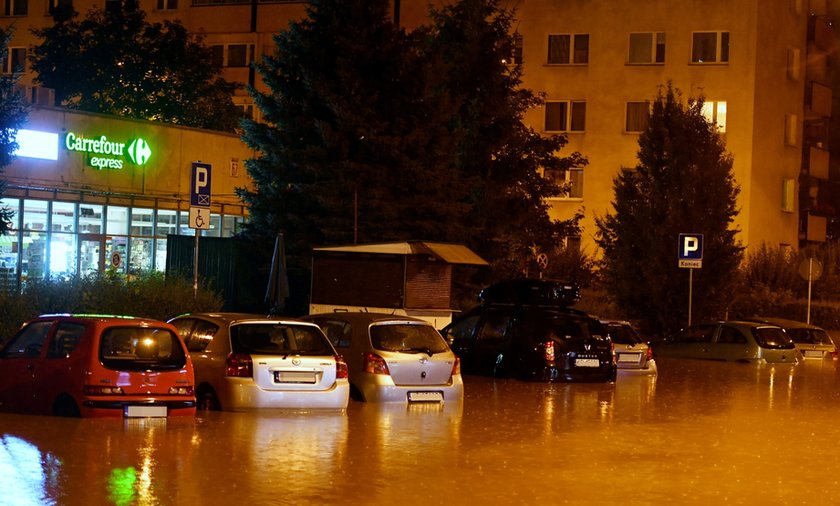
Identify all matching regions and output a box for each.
[763,364,797,409]
[0,436,56,505]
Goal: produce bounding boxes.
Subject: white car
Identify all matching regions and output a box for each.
[169,313,349,411]
[303,312,463,404]
[600,320,657,374]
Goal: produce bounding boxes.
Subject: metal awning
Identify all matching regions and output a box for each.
[313,241,488,265]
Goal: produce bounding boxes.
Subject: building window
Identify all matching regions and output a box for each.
[2,0,27,16]
[544,168,584,199]
[787,47,801,80]
[156,0,177,9]
[238,103,255,120]
[625,101,650,132]
[782,178,795,213]
[701,101,727,132]
[785,113,799,146]
[547,34,589,64]
[628,32,665,64]
[505,32,523,65]
[545,101,586,132]
[48,0,72,16]
[1,47,26,74]
[210,44,255,68]
[691,31,729,63]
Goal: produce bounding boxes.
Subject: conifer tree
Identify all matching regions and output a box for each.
[596,83,743,337]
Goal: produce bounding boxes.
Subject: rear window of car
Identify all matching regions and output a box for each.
[752,326,795,349]
[520,310,607,342]
[230,323,334,356]
[605,324,643,345]
[100,326,187,371]
[786,328,834,345]
[370,323,449,354]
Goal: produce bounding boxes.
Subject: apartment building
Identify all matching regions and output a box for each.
[1,0,836,265]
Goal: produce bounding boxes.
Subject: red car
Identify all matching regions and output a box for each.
[0,314,196,418]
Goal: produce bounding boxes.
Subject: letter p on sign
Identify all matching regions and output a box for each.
[190,162,212,207]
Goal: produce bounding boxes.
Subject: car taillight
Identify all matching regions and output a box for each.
[543,341,555,364]
[830,349,839,360]
[645,347,654,361]
[169,386,194,396]
[363,352,390,375]
[451,356,461,376]
[335,355,349,379]
[225,353,253,378]
[84,385,124,395]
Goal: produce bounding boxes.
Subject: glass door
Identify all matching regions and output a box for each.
[78,234,105,275]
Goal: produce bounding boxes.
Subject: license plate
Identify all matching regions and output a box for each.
[804,350,824,358]
[125,405,167,418]
[618,353,641,363]
[575,358,600,368]
[408,391,444,403]
[275,371,317,384]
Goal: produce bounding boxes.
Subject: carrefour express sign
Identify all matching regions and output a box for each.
[64,131,152,169]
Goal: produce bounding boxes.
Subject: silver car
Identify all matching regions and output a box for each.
[600,319,657,373]
[169,313,350,411]
[303,312,463,404]
[655,321,800,364]
[745,317,837,360]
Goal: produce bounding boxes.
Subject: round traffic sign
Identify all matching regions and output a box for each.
[798,258,823,281]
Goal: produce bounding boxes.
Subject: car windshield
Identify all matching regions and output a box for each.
[100,326,187,371]
[786,328,834,345]
[605,324,643,345]
[370,323,449,355]
[752,327,795,349]
[230,323,333,356]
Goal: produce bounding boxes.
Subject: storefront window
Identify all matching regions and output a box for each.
[0,231,19,292]
[203,214,222,237]
[22,231,47,282]
[156,209,179,238]
[131,208,154,236]
[49,232,76,279]
[23,200,48,232]
[106,206,129,235]
[79,204,104,234]
[1,198,21,230]
[52,202,76,233]
[105,236,128,274]
[222,215,243,237]
[155,237,168,272]
[129,237,153,275]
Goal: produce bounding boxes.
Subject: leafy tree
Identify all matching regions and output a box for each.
[29,0,241,132]
[426,0,585,279]
[595,83,743,338]
[0,26,29,235]
[239,0,466,266]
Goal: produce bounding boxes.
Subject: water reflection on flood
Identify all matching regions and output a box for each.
[4,358,840,504]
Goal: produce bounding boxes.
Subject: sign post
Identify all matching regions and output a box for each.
[678,233,704,327]
[190,162,212,297]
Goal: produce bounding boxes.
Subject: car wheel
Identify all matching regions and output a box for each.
[197,389,221,411]
[53,394,81,418]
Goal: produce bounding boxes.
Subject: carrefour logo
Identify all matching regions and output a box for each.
[64,131,153,170]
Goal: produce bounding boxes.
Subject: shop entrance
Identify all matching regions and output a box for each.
[79,234,105,275]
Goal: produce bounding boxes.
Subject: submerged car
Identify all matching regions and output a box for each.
[0,314,196,418]
[441,279,616,383]
[744,317,837,360]
[655,321,800,363]
[600,319,657,373]
[169,313,349,411]
[302,312,463,404]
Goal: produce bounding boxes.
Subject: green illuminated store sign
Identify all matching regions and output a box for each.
[64,131,153,169]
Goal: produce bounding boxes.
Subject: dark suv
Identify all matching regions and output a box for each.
[441,279,616,383]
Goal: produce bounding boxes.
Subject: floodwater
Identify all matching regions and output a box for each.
[3,358,840,505]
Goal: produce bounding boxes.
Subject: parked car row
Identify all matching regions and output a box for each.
[0,280,834,419]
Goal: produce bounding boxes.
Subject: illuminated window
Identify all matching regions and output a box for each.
[547,34,589,64]
[691,31,729,63]
[787,47,801,80]
[545,101,586,132]
[628,32,665,64]
[785,113,799,146]
[701,101,727,132]
[625,101,650,132]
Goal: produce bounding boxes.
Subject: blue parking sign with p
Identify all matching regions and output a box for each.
[191,162,212,207]
[678,233,703,268]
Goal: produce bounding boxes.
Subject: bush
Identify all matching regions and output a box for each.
[0,272,223,345]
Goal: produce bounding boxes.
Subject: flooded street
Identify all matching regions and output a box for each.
[3,358,840,505]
